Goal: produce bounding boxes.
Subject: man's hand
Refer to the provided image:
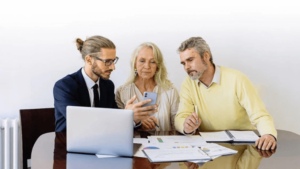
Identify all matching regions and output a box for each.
[255,134,277,150]
[184,162,199,169]
[255,146,276,158]
[142,116,158,130]
[125,95,157,124]
[183,112,201,134]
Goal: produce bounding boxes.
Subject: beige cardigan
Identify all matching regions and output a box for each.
[115,83,179,131]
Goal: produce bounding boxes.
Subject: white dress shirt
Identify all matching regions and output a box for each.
[81,68,140,128]
[198,65,221,88]
[81,68,140,127]
[81,68,100,107]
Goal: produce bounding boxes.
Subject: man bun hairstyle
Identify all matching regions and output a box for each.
[75,38,84,52]
[75,35,116,60]
[178,37,214,64]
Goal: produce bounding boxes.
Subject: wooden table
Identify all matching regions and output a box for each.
[31,130,300,169]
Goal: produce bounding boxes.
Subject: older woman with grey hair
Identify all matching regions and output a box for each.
[116,42,179,131]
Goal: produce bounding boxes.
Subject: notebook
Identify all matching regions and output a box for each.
[199,130,259,143]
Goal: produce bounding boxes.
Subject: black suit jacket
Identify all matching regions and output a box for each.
[53,68,118,132]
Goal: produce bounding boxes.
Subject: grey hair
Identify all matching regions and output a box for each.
[75,35,116,60]
[178,37,213,64]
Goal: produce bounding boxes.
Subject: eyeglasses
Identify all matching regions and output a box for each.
[89,52,119,66]
[93,56,119,66]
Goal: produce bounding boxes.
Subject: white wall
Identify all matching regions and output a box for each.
[1,0,299,135]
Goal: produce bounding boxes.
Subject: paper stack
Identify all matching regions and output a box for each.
[133,135,238,163]
[143,147,211,163]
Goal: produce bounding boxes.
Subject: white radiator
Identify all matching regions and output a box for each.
[0,118,21,169]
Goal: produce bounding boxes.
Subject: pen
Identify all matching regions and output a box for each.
[154,122,160,128]
[195,105,199,124]
[151,118,160,128]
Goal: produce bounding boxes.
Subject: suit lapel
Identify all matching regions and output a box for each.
[77,68,91,107]
[99,79,107,107]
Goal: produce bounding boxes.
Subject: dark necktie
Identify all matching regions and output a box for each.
[92,84,100,107]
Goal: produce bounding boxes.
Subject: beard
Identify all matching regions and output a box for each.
[188,70,206,80]
[188,59,208,81]
[92,62,112,80]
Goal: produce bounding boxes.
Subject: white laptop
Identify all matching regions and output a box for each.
[67,153,133,169]
[66,106,135,157]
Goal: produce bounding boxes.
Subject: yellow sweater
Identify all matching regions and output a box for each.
[175,66,277,138]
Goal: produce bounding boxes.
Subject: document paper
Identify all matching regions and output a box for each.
[199,131,232,142]
[148,135,207,146]
[229,131,259,142]
[200,143,237,156]
[143,147,211,162]
[134,143,193,158]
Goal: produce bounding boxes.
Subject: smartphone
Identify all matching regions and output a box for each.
[142,92,157,113]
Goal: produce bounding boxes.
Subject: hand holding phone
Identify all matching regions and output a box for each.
[125,95,157,123]
[142,92,157,114]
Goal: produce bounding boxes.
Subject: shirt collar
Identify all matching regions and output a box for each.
[81,67,99,89]
[198,65,221,88]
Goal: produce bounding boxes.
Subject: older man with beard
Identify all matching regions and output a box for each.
[53,35,156,132]
[175,37,277,150]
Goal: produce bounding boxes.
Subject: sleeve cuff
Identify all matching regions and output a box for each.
[133,121,142,128]
[183,129,195,135]
[269,134,277,141]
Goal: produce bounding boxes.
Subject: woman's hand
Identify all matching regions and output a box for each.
[125,95,157,124]
[142,116,158,130]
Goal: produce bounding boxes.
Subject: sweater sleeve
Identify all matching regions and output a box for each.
[115,86,126,109]
[175,78,195,133]
[236,74,277,138]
